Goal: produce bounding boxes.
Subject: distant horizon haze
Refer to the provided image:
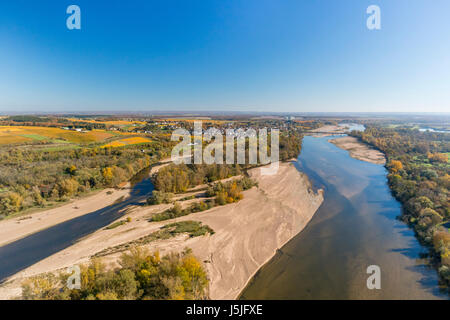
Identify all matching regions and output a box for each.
[1,110,449,118]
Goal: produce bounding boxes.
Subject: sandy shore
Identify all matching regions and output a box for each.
[329,136,386,165]
[0,186,131,247]
[0,161,323,300]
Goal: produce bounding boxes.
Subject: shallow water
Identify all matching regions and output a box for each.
[241,136,448,300]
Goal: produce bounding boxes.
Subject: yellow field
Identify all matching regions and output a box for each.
[101,137,151,148]
[0,126,115,145]
[0,134,32,144]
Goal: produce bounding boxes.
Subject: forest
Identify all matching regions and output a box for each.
[351,126,450,286]
[21,247,209,300]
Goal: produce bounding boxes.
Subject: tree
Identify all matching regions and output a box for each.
[389,160,403,173]
[427,152,448,164]
[216,192,227,205]
[102,167,114,185]
[65,165,77,175]
[0,192,23,215]
[420,208,442,224]
[58,178,79,197]
[22,273,61,300]
[112,269,139,299]
[172,202,182,215]
[147,190,173,205]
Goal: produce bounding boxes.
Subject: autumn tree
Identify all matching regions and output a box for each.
[427,152,448,164]
[388,160,403,173]
[0,191,23,215]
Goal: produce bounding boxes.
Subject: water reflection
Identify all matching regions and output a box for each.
[241,136,448,300]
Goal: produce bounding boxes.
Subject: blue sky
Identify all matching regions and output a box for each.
[0,0,449,113]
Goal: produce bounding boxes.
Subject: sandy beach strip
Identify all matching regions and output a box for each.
[329,136,386,165]
[309,124,348,134]
[0,186,132,247]
[0,161,323,300]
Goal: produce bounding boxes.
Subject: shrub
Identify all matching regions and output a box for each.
[147,190,173,205]
[0,192,23,215]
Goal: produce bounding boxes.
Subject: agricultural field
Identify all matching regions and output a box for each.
[64,118,146,130]
[0,126,116,145]
[101,137,152,148]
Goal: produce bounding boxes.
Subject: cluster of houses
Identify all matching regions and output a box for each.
[202,126,270,139]
[61,127,90,133]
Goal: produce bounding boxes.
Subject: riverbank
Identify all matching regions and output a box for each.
[0,158,178,248]
[0,186,131,247]
[329,136,386,165]
[0,161,323,300]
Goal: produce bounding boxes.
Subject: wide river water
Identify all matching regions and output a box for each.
[241,135,448,299]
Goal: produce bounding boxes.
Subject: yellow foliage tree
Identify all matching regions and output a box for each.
[427,152,448,164]
[102,167,114,185]
[389,160,403,173]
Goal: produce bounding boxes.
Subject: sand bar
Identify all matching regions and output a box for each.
[0,161,323,300]
[329,136,386,165]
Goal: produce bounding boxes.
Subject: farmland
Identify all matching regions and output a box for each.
[101,137,152,148]
[0,126,115,145]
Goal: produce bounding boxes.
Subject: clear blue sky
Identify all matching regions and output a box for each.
[0,0,449,113]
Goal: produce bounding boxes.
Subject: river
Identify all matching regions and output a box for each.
[0,167,154,283]
[241,135,448,299]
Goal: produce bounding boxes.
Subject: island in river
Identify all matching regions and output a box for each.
[329,136,386,165]
[0,161,323,300]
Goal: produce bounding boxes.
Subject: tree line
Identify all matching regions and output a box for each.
[351,126,450,287]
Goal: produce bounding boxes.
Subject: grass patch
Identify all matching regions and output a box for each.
[104,220,127,230]
[94,221,213,257]
[161,221,215,237]
[39,144,80,152]
[150,200,215,222]
[21,134,49,141]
